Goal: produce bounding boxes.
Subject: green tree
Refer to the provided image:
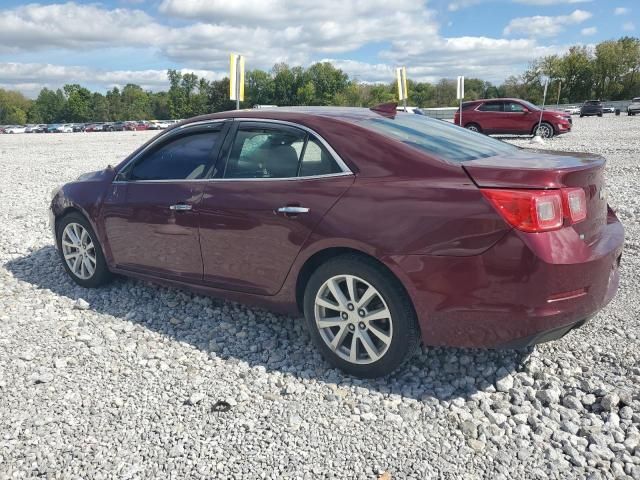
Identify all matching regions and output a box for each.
[64,84,93,122]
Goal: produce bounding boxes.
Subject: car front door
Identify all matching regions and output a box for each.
[198,120,354,295]
[101,121,228,282]
[501,101,532,134]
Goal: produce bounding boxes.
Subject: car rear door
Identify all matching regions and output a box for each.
[198,120,354,295]
[475,101,503,133]
[101,121,229,282]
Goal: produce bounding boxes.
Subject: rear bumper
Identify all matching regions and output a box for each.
[388,211,624,348]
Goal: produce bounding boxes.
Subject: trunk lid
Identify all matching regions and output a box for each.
[463,149,608,242]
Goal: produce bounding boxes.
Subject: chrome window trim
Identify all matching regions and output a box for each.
[113,117,354,184]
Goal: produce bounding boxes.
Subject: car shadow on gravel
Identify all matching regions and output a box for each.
[5,246,533,401]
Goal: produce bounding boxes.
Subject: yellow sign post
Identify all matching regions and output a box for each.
[396,67,408,110]
[229,54,245,110]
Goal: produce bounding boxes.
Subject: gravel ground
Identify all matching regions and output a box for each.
[0,117,639,479]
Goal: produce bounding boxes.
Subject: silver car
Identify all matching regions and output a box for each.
[628,97,640,116]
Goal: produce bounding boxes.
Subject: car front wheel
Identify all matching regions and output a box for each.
[535,122,554,139]
[465,123,481,133]
[303,254,419,378]
[57,212,112,288]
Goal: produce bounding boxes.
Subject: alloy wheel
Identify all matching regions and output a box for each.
[466,125,479,132]
[314,275,393,365]
[61,222,97,280]
[536,124,553,138]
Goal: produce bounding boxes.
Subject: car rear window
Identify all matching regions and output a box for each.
[585,101,602,105]
[360,115,518,163]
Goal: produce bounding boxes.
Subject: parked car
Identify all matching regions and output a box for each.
[603,105,616,114]
[396,106,425,115]
[49,106,624,377]
[4,125,26,134]
[453,98,572,138]
[563,105,581,115]
[134,121,150,131]
[84,123,105,132]
[148,120,170,130]
[25,124,48,133]
[627,97,640,116]
[71,123,85,132]
[107,121,126,131]
[580,100,604,117]
[51,124,73,133]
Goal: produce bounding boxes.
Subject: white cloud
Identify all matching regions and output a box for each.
[448,0,483,11]
[623,21,636,31]
[0,1,589,95]
[581,26,597,36]
[0,2,167,52]
[614,7,629,15]
[504,9,592,37]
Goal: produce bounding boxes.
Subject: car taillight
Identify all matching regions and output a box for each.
[481,188,586,233]
[562,187,587,223]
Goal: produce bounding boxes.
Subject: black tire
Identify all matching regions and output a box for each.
[535,121,555,139]
[597,113,603,117]
[580,114,584,118]
[465,123,482,133]
[56,212,112,288]
[303,254,420,378]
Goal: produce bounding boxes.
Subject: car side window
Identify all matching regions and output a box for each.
[224,126,306,179]
[505,102,525,112]
[129,130,221,181]
[299,138,341,177]
[478,102,503,112]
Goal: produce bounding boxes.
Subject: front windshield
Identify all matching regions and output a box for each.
[633,98,640,103]
[361,114,519,163]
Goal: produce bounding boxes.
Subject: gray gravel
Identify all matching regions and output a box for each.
[1,118,639,479]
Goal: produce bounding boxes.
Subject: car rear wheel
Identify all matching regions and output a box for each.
[465,123,481,133]
[57,212,112,288]
[534,122,554,139]
[597,113,603,117]
[303,254,419,378]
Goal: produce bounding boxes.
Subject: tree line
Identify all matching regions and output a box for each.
[0,36,638,125]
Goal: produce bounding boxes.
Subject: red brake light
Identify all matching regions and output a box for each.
[481,189,563,232]
[562,187,587,223]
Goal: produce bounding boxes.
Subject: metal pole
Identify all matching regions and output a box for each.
[459,97,463,126]
[556,80,561,108]
[537,80,548,136]
[235,56,240,110]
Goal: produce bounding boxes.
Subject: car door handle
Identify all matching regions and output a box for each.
[169,204,192,211]
[277,206,310,214]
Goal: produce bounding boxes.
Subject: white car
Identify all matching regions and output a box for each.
[4,125,26,134]
[54,124,74,133]
[563,106,581,115]
[151,120,170,129]
[628,97,640,116]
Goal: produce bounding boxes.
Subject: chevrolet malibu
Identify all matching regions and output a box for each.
[50,106,624,377]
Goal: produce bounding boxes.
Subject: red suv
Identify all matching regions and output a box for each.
[454,98,572,138]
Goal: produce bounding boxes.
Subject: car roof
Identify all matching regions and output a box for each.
[182,106,392,126]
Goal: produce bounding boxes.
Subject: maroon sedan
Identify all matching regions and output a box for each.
[49,106,624,377]
[454,98,572,138]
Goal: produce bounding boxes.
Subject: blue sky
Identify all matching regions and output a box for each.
[0,0,636,97]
